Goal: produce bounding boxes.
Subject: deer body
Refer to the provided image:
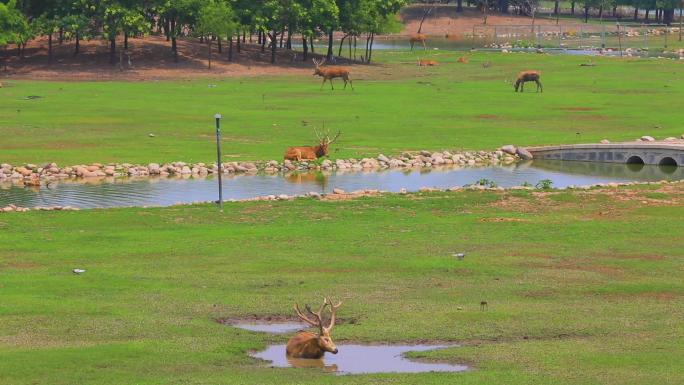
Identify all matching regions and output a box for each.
[287,298,342,359]
[284,128,341,161]
[418,59,438,66]
[313,59,353,90]
[515,71,543,93]
[410,34,427,51]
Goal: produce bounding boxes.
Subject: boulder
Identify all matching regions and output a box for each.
[377,154,390,163]
[516,147,534,160]
[600,139,610,144]
[332,188,346,194]
[640,135,655,142]
[501,145,517,155]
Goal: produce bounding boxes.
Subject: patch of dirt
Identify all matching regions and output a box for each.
[599,291,678,301]
[1,35,372,82]
[478,217,528,223]
[0,261,42,269]
[321,191,383,201]
[399,6,586,36]
[475,114,500,120]
[558,107,596,111]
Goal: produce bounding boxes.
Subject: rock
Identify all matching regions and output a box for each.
[420,150,432,157]
[148,163,161,174]
[640,135,655,142]
[501,145,517,155]
[516,147,533,160]
[377,154,390,163]
[308,192,321,198]
[399,188,407,194]
[664,137,678,141]
[600,139,610,144]
[332,188,346,194]
[148,133,155,137]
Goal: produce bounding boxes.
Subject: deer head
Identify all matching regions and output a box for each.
[313,126,341,156]
[294,297,343,354]
[312,58,326,76]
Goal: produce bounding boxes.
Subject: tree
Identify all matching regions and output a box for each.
[0,0,30,68]
[195,0,236,69]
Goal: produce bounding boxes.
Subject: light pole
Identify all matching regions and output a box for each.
[215,113,223,210]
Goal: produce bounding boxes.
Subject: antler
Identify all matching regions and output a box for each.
[323,297,343,333]
[294,301,323,331]
[313,126,324,142]
[326,130,342,145]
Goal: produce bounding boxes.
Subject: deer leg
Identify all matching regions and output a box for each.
[410,42,414,51]
[349,79,354,91]
[330,79,334,90]
[320,78,326,90]
[537,80,543,93]
[520,81,525,92]
[422,41,427,51]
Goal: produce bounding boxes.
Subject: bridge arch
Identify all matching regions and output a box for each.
[659,157,678,167]
[626,155,645,165]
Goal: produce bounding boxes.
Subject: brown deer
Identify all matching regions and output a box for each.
[284,128,341,161]
[287,298,343,359]
[409,34,428,51]
[514,71,543,93]
[457,56,469,64]
[418,59,438,66]
[313,58,353,90]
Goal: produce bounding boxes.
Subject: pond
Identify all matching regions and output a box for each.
[1,160,681,209]
[252,344,467,375]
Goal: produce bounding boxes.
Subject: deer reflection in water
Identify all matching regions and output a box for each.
[286,356,338,373]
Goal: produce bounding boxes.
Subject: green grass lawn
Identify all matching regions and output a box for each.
[1,186,683,384]
[1,51,683,165]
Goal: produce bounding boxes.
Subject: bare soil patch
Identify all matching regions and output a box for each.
[1,35,371,81]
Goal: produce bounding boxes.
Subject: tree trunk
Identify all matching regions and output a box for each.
[279,28,285,48]
[598,6,603,19]
[634,7,638,21]
[338,34,348,57]
[645,9,649,21]
[110,38,116,65]
[228,35,233,61]
[309,37,315,54]
[74,32,80,56]
[48,33,53,65]
[261,31,266,53]
[554,0,559,15]
[271,29,277,64]
[571,1,575,15]
[59,28,64,45]
[612,6,617,18]
[286,29,292,49]
[367,32,375,63]
[584,6,589,22]
[663,8,675,25]
[171,19,178,63]
[499,0,509,13]
[326,29,334,60]
[457,0,463,12]
[165,19,170,41]
[237,32,241,53]
[207,39,212,69]
[124,34,128,50]
[218,37,222,54]
[302,37,308,61]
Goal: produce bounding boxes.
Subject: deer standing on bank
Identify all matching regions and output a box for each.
[287,298,343,359]
[313,58,353,90]
[409,34,428,51]
[284,128,341,161]
[514,71,543,93]
[418,59,438,66]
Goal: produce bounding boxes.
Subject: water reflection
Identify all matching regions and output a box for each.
[1,160,681,209]
[232,322,307,334]
[252,344,467,375]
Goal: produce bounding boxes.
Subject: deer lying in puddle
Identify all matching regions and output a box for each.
[284,128,341,161]
[287,298,343,359]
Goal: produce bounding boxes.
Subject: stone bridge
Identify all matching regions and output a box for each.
[526,142,684,167]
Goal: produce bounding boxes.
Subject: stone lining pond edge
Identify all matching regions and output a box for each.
[2,178,682,213]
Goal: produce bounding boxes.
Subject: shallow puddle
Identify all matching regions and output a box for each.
[252,344,467,375]
[232,322,307,334]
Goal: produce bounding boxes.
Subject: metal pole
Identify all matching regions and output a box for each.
[679,6,683,41]
[215,113,223,210]
[617,23,623,56]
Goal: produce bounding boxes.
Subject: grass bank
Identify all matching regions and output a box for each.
[1,185,683,384]
[1,51,683,165]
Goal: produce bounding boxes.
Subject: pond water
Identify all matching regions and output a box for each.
[252,344,467,375]
[232,322,307,334]
[1,160,681,209]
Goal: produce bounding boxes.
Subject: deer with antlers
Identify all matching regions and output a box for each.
[409,34,428,51]
[284,127,341,161]
[287,298,343,359]
[514,71,543,93]
[313,58,353,90]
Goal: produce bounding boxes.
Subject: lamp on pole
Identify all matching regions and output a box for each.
[215,113,223,210]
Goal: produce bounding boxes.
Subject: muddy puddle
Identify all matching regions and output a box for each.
[251,344,467,375]
[231,321,307,334]
[232,322,466,374]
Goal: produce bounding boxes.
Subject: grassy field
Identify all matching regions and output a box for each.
[1,51,683,165]
[1,185,683,384]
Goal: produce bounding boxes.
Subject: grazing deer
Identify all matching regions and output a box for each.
[313,58,353,90]
[457,56,469,64]
[480,301,488,311]
[409,34,428,51]
[284,128,341,161]
[287,298,343,359]
[514,71,543,93]
[418,59,438,66]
